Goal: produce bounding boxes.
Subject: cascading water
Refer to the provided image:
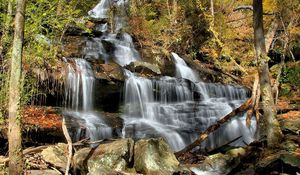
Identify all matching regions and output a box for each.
[121,54,255,151]
[85,0,140,66]
[62,0,256,151]
[63,58,112,142]
[172,52,200,82]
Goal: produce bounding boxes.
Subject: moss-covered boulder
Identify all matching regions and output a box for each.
[134,137,180,175]
[41,143,68,171]
[73,138,134,175]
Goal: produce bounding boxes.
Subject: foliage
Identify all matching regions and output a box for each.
[0,0,98,117]
[279,62,300,97]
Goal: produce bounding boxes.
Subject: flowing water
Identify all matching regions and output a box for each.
[85,0,140,66]
[122,65,255,151]
[63,58,112,142]
[62,0,256,151]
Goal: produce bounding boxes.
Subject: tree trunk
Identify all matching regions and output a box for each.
[210,0,214,26]
[265,20,279,53]
[253,0,283,147]
[8,0,26,174]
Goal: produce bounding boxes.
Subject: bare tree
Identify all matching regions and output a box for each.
[253,0,283,147]
[8,0,26,174]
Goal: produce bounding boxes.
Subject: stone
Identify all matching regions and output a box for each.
[93,63,124,81]
[189,148,245,175]
[74,138,134,175]
[255,151,300,174]
[134,137,180,175]
[41,143,68,171]
[27,170,61,175]
[125,61,161,76]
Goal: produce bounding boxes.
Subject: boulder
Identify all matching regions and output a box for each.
[93,63,124,81]
[134,137,180,175]
[189,148,246,175]
[74,138,134,175]
[125,61,161,76]
[255,151,300,174]
[41,143,68,171]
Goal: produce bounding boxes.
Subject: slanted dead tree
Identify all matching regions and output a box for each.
[176,98,253,156]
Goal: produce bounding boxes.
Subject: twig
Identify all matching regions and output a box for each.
[0,145,51,164]
[62,118,72,175]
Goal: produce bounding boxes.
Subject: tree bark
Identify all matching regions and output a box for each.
[253,0,283,147]
[8,0,26,174]
[210,0,214,26]
[265,20,279,53]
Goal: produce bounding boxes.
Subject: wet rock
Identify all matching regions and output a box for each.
[74,138,134,175]
[125,61,161,76]
[134,137,180,175]
[279,114,300,134]
[41,143,68,171]
[62,36,86,58]
[93,63,124,81]
[255,151,300,174]
[189,148,246,175]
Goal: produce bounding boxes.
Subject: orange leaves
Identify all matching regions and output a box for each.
[22,106,62,129]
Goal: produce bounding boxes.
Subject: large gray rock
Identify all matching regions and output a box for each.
[125,61,161,76]
[190,148,246,175]
[134,137,180,175]
[74,138,134,175]
[41,143,68,171]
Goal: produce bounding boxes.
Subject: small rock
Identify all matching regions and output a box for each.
[134,137,180,175]
[27,170,61,175]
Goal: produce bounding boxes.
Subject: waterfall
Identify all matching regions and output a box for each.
[64,58,112,142]
[121,55,255,151]
[172,52,200,82]
[85,0,140,66]
[62,1,256,151]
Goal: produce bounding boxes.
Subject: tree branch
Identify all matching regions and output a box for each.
[175,98,253,156]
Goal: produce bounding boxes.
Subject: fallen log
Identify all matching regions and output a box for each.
[175,98,252,156]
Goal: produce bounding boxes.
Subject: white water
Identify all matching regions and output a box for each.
[64,58,112,142]
[63,1,256,151]
[121,55,255,151]
[85,0,140,66]
[172,52,200,82]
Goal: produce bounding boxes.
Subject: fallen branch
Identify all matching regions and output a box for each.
[207,135,242,154]
[233,5,274,15]
[0,145,50,164]
[62,118,72,175]
[246,73,259,127]
[176,98,252,156]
